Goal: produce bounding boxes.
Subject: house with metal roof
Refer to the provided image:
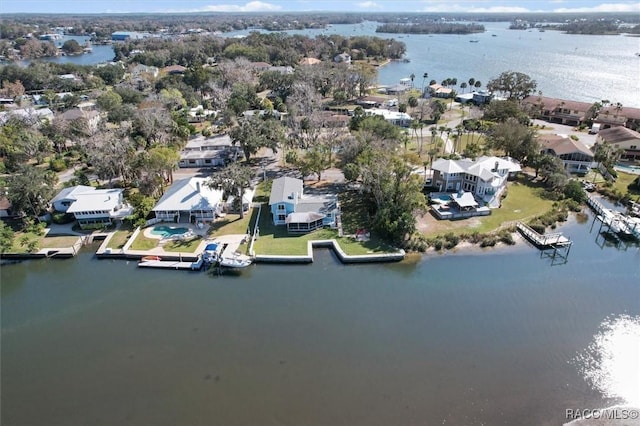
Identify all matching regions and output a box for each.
[51,185,133,228]
[431,156,521,208]
[269,176,339,233]
[152,177,224,223]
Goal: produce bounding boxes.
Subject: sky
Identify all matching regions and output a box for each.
[1,0,639,14]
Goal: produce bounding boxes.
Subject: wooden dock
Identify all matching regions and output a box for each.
[516,222,571,247]
[138,257,203,270]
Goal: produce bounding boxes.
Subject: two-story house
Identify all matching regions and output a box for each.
[269,177,339,233]
[522,96,592,126]
[51,185,133,228]
[431,156,521,207]
[178,134,241,168]
[596,127,640,162]
[538,134,594,173]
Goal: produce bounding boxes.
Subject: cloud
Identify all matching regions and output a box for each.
[553,2,640,12]
[420,2,533,13]
[179,1,282,12]
[357,1,382,8]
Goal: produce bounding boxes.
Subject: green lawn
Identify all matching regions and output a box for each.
[252,204,396,256]
[164,237,203,253]
[208,210,253,236]
[613,171,640,197]
[106,230,133,249]
[422,177,556,237]
[129,232,159,251]
[10,233,80,252]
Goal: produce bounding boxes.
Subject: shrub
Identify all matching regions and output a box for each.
[49,158,67,172]
[529,223,546,234]
[52,212,75,224]
[480,235,497,247]
[432,238,444,251]
[443,232,460,250]
[498,230,515,245]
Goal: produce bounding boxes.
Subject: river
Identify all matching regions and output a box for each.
[21,22,640,107]
[2,211,639,425]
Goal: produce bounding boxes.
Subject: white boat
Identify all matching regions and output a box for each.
[219,253,252,269]
[202,243,221,264]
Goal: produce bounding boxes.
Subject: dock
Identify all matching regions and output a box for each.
[516,222,572,247]
[138,256,203,270]
[516,222,572,264]
[587,194,640,241]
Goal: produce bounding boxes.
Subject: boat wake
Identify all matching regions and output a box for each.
[566,315,640,424]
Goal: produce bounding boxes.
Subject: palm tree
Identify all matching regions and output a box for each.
[468,77,475,89]
[421,72,429,92]
[474,81,482,90]
[410,73,415,89]
[460,82,468,93]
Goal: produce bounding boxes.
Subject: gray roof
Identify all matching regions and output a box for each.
[269,177,303,205]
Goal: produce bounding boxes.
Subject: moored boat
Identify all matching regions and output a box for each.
[141,255,161,262]
[219,253,252,269]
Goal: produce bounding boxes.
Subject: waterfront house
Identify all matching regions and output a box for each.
[596,127,640,162]
[538,134,595,173]
[152,177,223,223]
[269,176,339,233]
[522,96,592,126]
[51,186,133,228]
[431,156,521,207]
[178,134,240,168]
[594,106,640,131]
[427,83,454,99]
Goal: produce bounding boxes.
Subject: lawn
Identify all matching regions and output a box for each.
[129,232,159,251]
[164,237,203,253]
[421,177,556,237]
[106,230,133,249]
[208,210,253,236]
[251,203,396,256]
[613,171,640,197]
[10,232,80,252]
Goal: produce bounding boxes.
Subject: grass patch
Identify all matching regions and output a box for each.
[164,237,203,253]
[208,210,253,236]
[9,232,80,253]
[130,232,159,251]
[612,171,640,197]
[422,177,555,237]
[252,203,396,256]
[40,235,81,248]
[106,230,133,249]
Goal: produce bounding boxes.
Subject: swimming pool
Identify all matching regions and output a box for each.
[150,226,189,238]
[615,164,640,175]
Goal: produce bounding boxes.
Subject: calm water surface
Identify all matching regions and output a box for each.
[2,212,639,425]
[229,21,640,107]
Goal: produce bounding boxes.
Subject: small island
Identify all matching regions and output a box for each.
[376,22,485,35]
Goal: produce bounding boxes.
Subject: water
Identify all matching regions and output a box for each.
[2,212,639,425]
[226,21,640,107]
[150,225,189,238]
[18,22,639,107]
[18,35,115,67]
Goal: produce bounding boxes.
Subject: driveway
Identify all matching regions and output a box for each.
[532,119,597,148]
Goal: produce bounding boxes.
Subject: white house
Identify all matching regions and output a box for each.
[51,185,133,228]
[152,177,224,223]
[269,176,339,233]
[365,108,412,127]
[333,52,351,64]
[0,107,54,126]
[61,108,101,133]
[431,156,521,207]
